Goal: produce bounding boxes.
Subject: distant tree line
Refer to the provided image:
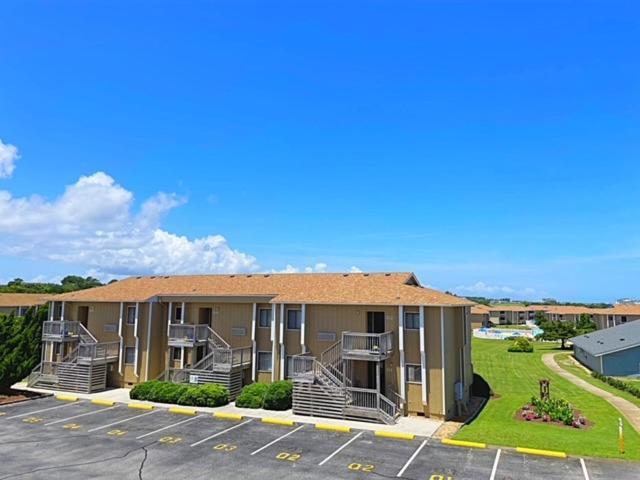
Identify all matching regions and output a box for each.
[466,296,611,309]
[0,275,106,294]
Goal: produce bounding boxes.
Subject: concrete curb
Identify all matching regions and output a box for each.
[262,417,295,426]
[442,438,486,449]
[168,407,198,416]
[55,394,78,402]
[214,412,243,421]
[374,431,414,441]
[516,446,567,458]
[128,403,155,411]
[91,399,116,407]
[315,423,351,433]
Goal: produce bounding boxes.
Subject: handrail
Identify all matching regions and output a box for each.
[342,331,394,357]
[42,321,80,339]
[77,341,120,363]
[168,324,211,344]
[207,326,230,349]
[78,323,98,343]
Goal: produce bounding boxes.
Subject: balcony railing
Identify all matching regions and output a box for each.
[342,331,393,360]
[77,341,120,364]
[168,324,210,347]
[42,321,80,341]
[289,355,315,382]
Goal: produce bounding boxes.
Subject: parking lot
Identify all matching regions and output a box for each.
[0,397,638,480]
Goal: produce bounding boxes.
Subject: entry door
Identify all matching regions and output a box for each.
[199,308,213,326]
[366,312,386,394]
[77,306,89,328]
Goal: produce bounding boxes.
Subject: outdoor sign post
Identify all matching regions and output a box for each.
[618,418,625,454]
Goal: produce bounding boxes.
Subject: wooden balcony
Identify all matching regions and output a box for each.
[168,324,210,347]
[341,331,394,361]
[42,321,80,342]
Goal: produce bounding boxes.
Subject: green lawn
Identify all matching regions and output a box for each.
[554,353,640,409]
[455,338,640,460]
[492,324,531,330]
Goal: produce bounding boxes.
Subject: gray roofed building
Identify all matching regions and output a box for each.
[571,320,640,376]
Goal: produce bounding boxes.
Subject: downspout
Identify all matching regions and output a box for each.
[133,302,140,378]
[60,302,65,322]
[419,306,427,406]
[398,305,406,402]
[251,303,257,381]
[300,304,306,354]
[271,304,277,382]
[118,302,124,375]
[49,301,54,321]
[145,301,153,381]
[180,301,186,370]
[279,304,285,380]
[440,306,446,418]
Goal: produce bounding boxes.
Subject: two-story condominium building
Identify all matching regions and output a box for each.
[28,272,473,423]
[593,304,640,329]
[0,293,48,316]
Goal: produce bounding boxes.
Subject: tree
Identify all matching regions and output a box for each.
[0,306,47,392]
[533,311,546,325]
[576,314,597,336]
[540,320,576,350]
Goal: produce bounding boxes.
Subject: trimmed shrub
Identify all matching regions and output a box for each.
[263,380,293,411]
[129,381,229,407]
[592,371,640,399]
[235,382,269,409]
[177,384,228,407]
[508,338,533,353]
[529,396,575,425]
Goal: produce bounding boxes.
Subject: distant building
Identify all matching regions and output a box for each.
[0,293,48,316]
[571,321,640,376]
[470,305,490,328]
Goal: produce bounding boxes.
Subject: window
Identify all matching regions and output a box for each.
[404,312,420,330]
[172,348,181,361]
[406,364,422,383]
[621,316,628,324]
[124,347,136,365]
[258,308,272,328]
[126,306,136,325]
[287,309,302,330]
[257,352,272,372]
[175,306,183,322]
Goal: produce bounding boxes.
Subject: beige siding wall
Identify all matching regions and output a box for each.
[56,299,470,420]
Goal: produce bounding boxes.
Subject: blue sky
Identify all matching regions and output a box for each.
[1,1,639,302]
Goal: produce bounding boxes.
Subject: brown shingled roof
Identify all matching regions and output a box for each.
[52,272,472,307]
[0,293,50,308]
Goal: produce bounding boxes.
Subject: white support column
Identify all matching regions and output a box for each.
[279,304,285,380]
[251,303,257,381]
[440,306,446,417]
[118,302,124,375]
[145,301,153,381]
[419,306,427,406]
[300,304,307,353]
[60,302,65,322]
[49,301,54,321]
[271,304,277,382]
[398,305,406,401]
[166,301,173,336]
[180,301,186,369]
[133,302,140,377]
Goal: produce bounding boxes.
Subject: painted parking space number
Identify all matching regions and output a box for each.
[213,443,237,452]
[159,436,183,445]
[276,452,301,462]
[22,416,43,424]
[348,463,375,473]
[63,423,81,430]
[0,412,6,417]
[107,429,128,437]
[429,475,454,480]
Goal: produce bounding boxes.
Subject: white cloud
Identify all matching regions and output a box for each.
[0,171,259,277]
[454,281,536,297]
[349,266,363,273]
[0,139,19,179]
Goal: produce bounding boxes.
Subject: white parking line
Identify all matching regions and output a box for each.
[250,424,305,456]
[6,402,77,419]
[580,458,590,480]
[45,406,118,426]
[396,439,428,477]
[489,448,502,480]
[318,431,363,466]
[87,410,158,432]
[136,415,199,439]
[190,419,254,447]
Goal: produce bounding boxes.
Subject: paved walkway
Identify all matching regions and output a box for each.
[12,382,443,437]
[542,353,640,434]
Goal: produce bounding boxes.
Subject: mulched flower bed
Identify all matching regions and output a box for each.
[516,400,591,429]
[0,389,45,405]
